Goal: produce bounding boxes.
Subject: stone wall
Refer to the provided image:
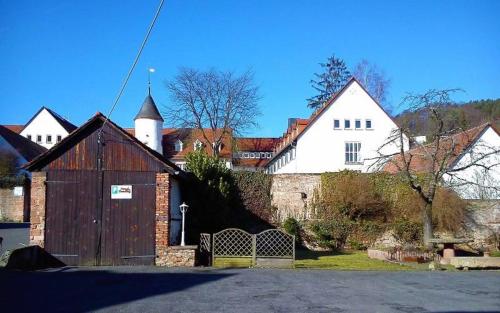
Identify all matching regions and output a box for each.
[271,174,321,222]
[30,172,46,247]
[0,187,26,222]
[163,246,197,267]
[462,200,500,249]
[155,173,171,266]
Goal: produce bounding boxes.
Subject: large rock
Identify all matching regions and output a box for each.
[5,245,65,270]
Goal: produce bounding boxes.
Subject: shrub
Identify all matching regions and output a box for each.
[232,171,273,223]
[392,219,423,244]
[320,171,386,220]
[283,217,301,242]
[311,216,353,250]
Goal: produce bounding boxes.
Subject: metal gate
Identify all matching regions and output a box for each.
[211,228,294,268]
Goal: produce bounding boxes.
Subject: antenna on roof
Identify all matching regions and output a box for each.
[148,67,155,95]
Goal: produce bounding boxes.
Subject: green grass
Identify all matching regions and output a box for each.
[295,250,421,271]
[490,251,500,257]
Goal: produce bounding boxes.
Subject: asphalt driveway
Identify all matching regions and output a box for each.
[0,223,29,254]
[1,266,499,313]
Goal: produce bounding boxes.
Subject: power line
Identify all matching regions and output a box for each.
[98,0,165,137]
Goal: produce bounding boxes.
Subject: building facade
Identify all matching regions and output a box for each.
[266,78,408,174]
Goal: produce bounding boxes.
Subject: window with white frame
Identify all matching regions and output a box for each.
[267,152,272,158]
[174,140,183,152]
[56,135,62,143]
[36,135,42,143]
[333,119,340,129]
[355,119,361,129]
[366,119,372,129]
[193,139,203,150]
[344,119,351,129]
[27,134,32,141]
[345,142,362,164]
[46,135,52,144]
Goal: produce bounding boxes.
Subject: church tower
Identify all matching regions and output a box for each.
[134,91,164,154]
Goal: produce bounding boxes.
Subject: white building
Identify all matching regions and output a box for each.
[443,124,500,200]
[266,78,408,174]
[19,107,77,149]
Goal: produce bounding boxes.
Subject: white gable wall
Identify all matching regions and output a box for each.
[20,109,70,149]
[270,81,407,174]
[443,126,500,199]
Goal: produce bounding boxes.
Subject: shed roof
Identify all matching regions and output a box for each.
[0,125,47,161]
[23,113,181,175]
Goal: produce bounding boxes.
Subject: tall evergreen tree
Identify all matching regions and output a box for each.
[307,55,351,109]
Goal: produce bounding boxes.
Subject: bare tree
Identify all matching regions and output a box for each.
[353,59,391,112]
[164,68,261,157]
[370,89,500,247]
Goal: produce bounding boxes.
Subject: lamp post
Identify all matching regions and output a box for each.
[180,202,189,246]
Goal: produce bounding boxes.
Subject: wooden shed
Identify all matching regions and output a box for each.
[24,113,184,266]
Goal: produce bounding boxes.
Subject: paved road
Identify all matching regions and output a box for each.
[0,223,29,254]
[1,266,499,313]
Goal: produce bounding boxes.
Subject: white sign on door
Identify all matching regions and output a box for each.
[111,185,132,199]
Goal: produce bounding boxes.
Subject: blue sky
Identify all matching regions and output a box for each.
[1,0,499,137]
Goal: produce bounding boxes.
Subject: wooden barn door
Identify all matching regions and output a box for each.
[100,171,156,265]
[45,170,99,266]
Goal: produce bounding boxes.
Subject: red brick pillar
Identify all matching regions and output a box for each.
[155,172,170,266]
[30,172,46,247]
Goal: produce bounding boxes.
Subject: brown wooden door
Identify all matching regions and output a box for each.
[45,170,99,266]
[101,171,156,265]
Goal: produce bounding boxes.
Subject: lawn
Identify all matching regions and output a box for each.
[213,250,428,270]
[294,250,423,271]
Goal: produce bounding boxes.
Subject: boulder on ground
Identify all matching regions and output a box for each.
[5,245,65,270]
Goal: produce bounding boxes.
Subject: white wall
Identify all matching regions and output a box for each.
[169,177,182,245]
[444,127,500,200]
[270,81,407,174]
[134,118,163,154]
[20,109,70,149]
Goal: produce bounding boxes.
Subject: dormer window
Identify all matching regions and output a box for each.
[193,139,203,151]
[174,140,183,152]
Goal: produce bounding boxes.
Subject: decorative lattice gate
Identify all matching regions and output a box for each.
[211,228,294,268]
[255,229,295,267]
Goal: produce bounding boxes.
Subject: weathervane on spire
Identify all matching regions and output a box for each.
[148,67,155,95]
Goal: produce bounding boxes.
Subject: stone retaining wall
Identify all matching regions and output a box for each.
[161,246,197,267]
[0,187,25,222]
[270,174,321,222]
[462,200,500,249]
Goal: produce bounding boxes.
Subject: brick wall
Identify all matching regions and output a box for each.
[30,172,46,247]
[271,174,321,222]
[155,172,171,266]
[0,187,25,222]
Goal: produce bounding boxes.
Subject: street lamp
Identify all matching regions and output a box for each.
[180,202,189,246]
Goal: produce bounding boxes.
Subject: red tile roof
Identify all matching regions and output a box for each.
[2,125,23,134]
[383,123,497,174]
[234,137,280,152]
[125,127,234,160]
